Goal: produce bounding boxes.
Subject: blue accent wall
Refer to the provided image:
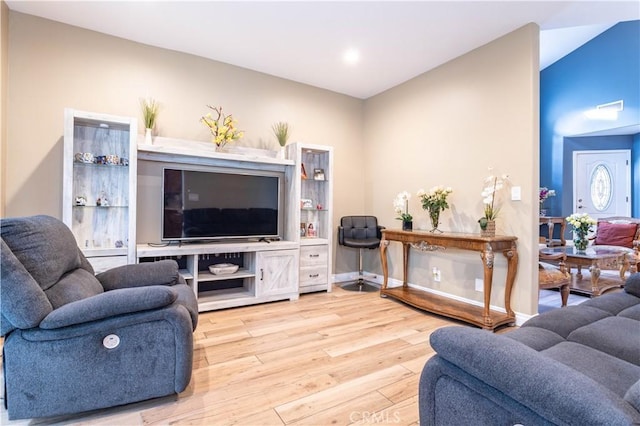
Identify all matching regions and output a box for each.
[540,20,640,218]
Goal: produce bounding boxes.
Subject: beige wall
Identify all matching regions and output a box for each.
[362,23,540,316]
[1,1,8,217]
[5,12,365,245]
[5,12,540,316]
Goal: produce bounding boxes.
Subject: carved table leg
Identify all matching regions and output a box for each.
[380,239,390,291]
[547,220,555,246]
[503,242,518,317]
[480,245,495,328]
[589,260,601,296]
[402,242,410,288]
[576,265,583,281]
[620,254,629,281]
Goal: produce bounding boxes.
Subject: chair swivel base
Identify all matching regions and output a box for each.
[340,279,379,292]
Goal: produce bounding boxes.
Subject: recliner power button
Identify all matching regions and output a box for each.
[103,334,120,349]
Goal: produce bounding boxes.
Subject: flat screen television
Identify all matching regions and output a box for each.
[162,167,283,242]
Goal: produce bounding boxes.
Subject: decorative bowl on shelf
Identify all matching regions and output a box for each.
[208,263,239,275]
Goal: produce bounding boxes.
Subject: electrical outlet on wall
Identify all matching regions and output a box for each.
[432,267,441,282]
[475,278,484,292]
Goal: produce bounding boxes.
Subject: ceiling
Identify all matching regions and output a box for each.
[6,1,640,99]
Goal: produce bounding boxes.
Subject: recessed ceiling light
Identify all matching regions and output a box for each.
[343,48,360,65]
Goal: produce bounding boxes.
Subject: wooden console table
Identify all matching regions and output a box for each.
[379,229,518,331]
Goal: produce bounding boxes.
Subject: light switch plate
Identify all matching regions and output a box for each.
[511,186,521,201]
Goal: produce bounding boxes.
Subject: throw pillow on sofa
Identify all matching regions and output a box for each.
[594,221,637,248]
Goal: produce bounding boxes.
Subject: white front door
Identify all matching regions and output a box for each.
[573,150,631,221]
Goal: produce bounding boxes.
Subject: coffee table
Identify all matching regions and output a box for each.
[539,245,636,296]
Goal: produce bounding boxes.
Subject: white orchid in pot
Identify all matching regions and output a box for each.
[479,169,509,236]
[393,191,413,231]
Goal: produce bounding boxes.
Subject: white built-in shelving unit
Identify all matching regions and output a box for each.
[63,119,333,310]
[62,109,138,273]
[286,143,334,293]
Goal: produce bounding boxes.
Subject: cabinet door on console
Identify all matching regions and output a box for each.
[257,249,299,296]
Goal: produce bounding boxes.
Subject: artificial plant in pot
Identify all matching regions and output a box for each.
[272,122,290,159]
[140,97,159,144]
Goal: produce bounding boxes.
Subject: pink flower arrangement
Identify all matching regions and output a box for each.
[539,187,556,204]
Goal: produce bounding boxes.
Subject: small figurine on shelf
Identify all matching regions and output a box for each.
[313,168,325,181]
[75,196,87,206]
[307,223,317,237]
[301,198,313,209]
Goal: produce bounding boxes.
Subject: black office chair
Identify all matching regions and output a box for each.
[338,216,384,292]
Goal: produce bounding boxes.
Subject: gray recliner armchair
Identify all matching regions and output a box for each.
[1,215,198,420]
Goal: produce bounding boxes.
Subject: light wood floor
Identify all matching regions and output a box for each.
[0,272,624,426]
[2,285,466,425]
[1,278,602,426]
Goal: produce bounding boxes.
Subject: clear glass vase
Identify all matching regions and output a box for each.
[574,236,588,251]
[429,209,441,233]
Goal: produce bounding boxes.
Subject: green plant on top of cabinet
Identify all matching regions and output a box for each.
[63,109,138,273]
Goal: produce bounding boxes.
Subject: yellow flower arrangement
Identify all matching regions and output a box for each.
[201,105,244,148]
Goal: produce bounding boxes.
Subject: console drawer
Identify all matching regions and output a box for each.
[299,265,328,286]
[300,245,328,267]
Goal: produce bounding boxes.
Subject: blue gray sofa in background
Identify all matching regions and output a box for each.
[420,273,640,426]
[1,215,198,420]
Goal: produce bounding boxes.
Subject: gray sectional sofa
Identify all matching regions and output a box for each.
[419,273,640,425]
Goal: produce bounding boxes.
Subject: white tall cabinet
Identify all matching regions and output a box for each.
[63,109,137,272]
[286,143,334,293]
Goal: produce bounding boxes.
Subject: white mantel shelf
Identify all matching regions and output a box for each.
[137,136,295,168]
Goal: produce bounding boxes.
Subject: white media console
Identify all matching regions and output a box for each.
[137,240,300,311]
[135,137,333,311]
